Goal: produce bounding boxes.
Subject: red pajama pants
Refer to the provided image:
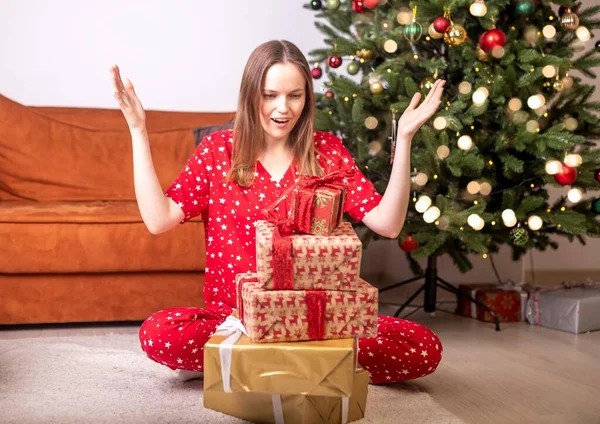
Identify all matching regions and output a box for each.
[139,307,443,384]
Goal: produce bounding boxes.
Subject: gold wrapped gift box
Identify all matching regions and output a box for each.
[204,369,369,424]
[204,332,357,397]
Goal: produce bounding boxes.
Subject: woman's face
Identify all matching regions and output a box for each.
[259,62,306,145]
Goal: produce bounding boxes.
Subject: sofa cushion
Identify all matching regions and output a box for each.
[193,121,234,146]
[0,94,233,201]
[0,200,205,273]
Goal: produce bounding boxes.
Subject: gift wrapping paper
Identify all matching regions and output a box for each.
[203,368,369,424]
[256,220,362,291]
[525,287,600,334]
[456,284,522,322]
[203,329,357,397]
[237,273,378,343]
[262,170,351,237]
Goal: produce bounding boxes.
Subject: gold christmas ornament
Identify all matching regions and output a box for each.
[444,24,468,46]
[370,81,384,93]
[420,77,436,90]
[356,49,375,61]
[553,79,564,92]
[428,24,444,39]
[560,12,579,31]
[476,46,489,61]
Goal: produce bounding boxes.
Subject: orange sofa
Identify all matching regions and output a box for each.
[0,94,234,325]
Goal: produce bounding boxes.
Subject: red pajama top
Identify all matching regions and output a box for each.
[165,130,383,311]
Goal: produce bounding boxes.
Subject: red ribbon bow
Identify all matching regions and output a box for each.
[262,168,354,290]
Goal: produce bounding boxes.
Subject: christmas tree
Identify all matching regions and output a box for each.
[306,0,600,275]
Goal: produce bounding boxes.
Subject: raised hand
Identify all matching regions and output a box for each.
[110,65,146,131]
[397,79,446,139]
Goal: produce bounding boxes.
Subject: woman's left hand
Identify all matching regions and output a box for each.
[397,79,446,140]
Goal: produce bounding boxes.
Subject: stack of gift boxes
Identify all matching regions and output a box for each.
[203,174,378,423]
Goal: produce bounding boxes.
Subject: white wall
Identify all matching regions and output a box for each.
[0,0,326,111]
[1,0,598,292]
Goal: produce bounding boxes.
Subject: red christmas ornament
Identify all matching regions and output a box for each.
[352,0,365,13]
[328,55,342,68]
[325,90,335,99]
[364,0,379,8]
[399,235,419,252]
[433,17,451,34]
[311,67,323,79]
[594,168,600,183]
[554,163,578,185]
[478,28,507,53]
[559,5,580,16]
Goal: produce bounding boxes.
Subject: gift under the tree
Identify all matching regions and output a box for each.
[256,220,362,291]
[526,286,600,334]
[456,284,522,322]
[237,273,378,343]
[204,368,369,424]
[262,169,352,237]
[203,316,357,397]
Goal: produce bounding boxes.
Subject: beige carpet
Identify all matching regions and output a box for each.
[0,334,464,424]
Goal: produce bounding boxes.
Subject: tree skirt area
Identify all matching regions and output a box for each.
[0,333,464,424]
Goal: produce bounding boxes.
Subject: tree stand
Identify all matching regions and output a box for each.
[378,255,501,331]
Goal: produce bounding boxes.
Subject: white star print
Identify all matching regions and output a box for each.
[163,129,382,313]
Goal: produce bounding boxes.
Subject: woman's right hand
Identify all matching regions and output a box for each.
[110,64,146,132]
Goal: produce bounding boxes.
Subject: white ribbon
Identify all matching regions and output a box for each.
[213,314,249,393]
[270,393,349,424]
[272,395,285,424]
[470,289,477,318]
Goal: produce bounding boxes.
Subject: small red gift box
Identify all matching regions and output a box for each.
[262,169,353,237]
[236,273,378,343]
[456,284,522,322]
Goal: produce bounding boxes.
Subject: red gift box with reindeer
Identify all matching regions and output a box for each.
[255,220,362,291]
[262,169,353,238]
[456,284,522,322]
[236,273,378,343]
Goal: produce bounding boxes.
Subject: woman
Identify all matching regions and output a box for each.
[111,40,446,384]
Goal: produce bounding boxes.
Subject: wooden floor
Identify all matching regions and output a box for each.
[2,302,599,424]
[382,303,600,424]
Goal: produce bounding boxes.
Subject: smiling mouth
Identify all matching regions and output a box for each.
[271,118,290,124]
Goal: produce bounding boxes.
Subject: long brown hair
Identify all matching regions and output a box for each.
[227,40,322,187]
